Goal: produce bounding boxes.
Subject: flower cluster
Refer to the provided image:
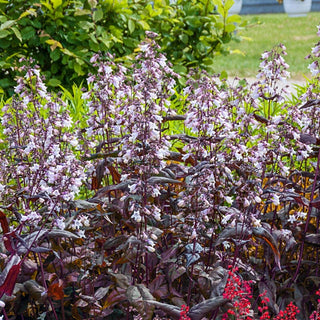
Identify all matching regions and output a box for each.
[255,43,290,98]
[307,24,320,77]
[274,302,299,320]
[222,266,253,320]
[310,290,320,320]
[0,61,87,225]
[81,33,178,226]
[179,305,191,320]
[258,291,271,320]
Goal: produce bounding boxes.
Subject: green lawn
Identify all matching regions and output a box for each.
[212,12,320,79]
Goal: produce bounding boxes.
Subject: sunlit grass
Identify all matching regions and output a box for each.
[213,12,320,79]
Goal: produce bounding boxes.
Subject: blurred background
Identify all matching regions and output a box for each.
[213,1,320,81]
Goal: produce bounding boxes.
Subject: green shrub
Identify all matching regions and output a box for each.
[0,0,245,96]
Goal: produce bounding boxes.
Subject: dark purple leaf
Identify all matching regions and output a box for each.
[0,254,21,298]
[160,245,179,262]
[108,271,130,289]
[215,224,252,246]
[258,280,279,315]
[188,297,228,320]
[145,300,181,319]
[300,133,319,145]
[168,265,186,283]
[305,234,320,246]
[24,280,47,302]
[93,180,133,199]
[126,284,155,320]
[253,113,268,124]
[209,267,228,298]
[300,99,320,109]
[184,243,203,267]
[149,275,168,299]
[0,210,9,234]
[94,286,110,301]
[147,176,183,185]
[253,227,281,270]
[46,229,80,239]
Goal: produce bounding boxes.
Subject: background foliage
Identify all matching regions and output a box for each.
[0,0,245,97]
[213,12,320,79]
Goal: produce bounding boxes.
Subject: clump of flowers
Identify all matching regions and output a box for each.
[222,266,253,319]
[274,302,299,320]
[255,43,290,99]
[118,32,178,224]
[307,24,320,78]
[258,291,271,320]
[0,61,87,223]
[179,305,191,320]
[310,290,320,320]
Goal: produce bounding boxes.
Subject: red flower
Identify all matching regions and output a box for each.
[179,304,191,320]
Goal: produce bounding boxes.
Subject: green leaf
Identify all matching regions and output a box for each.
[227,14,241,24]
[47,78,61,87]
[74,62,84,75]
[88,33,98,44]
[173,64,187,75]
[46,39,63,50]
[225,23,236,33]
[18,9,37,20]
[89,40,99,51]
[21,26,35,40]
[98,35,111,49]
[50,49,60,61]
[60,48,77,57]
[196,41,207,54]
[202,57,214,66]
[185,16,202,28]
[88,0,97,8]
[0,20,15,30]
[74,9,92,16]
[183,52,194,62]
[30,19,41,28]
[178,76,186,86]
[11,27,22,42]
[51,0,62,9]
[79,21,94,31]
[128,19,135,34]
[224,0,236,11]
[220,70,228,80]
[179,33,188,44]
[93,8,103,22]
[137,20,150,30]
[122,37,136,48]
[0,29,10,38]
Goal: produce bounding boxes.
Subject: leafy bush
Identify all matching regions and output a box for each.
[0,0,244,96]
[2,28,320,320]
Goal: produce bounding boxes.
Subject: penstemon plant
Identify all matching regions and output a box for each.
[0,61,88,319]
[0,60,87,226]
[2,25,320,320]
